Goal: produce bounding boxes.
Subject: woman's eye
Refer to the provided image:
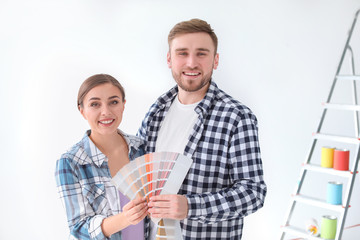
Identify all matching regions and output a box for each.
[111,100,119,105]
[90,102,99,107]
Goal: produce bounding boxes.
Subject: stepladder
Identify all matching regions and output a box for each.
[280,9,360,240]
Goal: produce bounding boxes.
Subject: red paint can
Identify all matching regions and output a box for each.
[333,149,349,171]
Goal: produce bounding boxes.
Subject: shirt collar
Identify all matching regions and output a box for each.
[79,129,144,167]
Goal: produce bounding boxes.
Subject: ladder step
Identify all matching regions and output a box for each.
[293,194,344,212]
[336,75,360,81]
[313,133,360,144]
[303,163,352,178]
[322,102,360,111]
[281,225,322,240]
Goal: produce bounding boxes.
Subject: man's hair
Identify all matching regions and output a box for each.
[77,74,125,110]
[168,18,218,54]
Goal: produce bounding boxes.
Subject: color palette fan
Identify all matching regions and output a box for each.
[111,152,193,239]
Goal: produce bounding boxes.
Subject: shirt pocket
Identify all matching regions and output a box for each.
[82,183,105,206]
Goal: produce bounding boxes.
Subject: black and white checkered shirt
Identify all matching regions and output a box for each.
[137,81,267,240]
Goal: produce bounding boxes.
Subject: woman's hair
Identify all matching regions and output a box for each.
[168,18,218,55]
[77,74,125,110]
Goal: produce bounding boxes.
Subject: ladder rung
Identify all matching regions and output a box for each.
[303,163,352,178]
[313,133,360,144]
[322,102,360,111]
[281,225,322,240]
[293,194,344,212]
[336,75,360,81]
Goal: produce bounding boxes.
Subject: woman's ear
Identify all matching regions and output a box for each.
[79,106,87,120]
[122,99,126,111]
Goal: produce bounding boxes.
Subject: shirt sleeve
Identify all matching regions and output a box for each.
[186,112,267,224]
[55,157,109,240]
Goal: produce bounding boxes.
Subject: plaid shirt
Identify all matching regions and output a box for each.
[137,81,267,240]
[55,130,146,240]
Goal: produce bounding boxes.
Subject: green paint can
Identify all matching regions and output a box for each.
[321,215,337,239]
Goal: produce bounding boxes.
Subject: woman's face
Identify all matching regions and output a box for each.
[80,83,125,136]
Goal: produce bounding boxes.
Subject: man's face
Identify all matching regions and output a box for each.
[167,32,219,93]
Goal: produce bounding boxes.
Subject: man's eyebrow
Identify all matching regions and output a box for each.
[197,48,210,52]
[175,48,210,52]
[175,48,188,51]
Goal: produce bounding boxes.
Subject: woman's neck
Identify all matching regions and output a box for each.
[89,130,126,155]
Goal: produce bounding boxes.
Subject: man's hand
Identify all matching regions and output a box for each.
[148,194,188,220]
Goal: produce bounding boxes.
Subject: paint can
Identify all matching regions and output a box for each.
[321,215,337,239]
[326,181,343,205]
[321,147,334,168]
[305,218,319,236]
[333,149,350,171]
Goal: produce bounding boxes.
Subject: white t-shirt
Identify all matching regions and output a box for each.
[149,95,199,240]
[155,95,199,153]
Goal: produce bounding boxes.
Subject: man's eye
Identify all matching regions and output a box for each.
[179,52,188,56]
[198,52,206,56]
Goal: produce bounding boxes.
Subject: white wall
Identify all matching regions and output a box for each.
[1,0,360,239]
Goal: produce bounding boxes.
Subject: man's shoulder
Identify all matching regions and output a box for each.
[144,85,178,116]
[213,86,254,118]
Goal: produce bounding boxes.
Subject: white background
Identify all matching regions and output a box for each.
[1,0,360,239]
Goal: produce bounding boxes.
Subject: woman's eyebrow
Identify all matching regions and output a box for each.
[108,96,121,100]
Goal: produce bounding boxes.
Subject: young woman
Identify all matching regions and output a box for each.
[55,74,147,240]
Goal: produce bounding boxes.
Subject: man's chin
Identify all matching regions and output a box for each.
[176,79,211,93]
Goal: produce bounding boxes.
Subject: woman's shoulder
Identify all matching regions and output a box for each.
[118,130,146,160]
[118,130,145,149]
[56,133,92,168]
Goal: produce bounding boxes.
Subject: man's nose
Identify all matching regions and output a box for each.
[186,54,198,68]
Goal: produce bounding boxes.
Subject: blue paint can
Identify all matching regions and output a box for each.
[326,181,343,205]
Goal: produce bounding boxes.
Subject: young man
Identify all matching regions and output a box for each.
[137,19,267,240]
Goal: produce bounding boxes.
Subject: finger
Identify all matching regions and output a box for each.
[132,197,147,205]
[123,197,146,211]
[123,200,135,211]
[128,204,148,224]
[150,194,173,201]
[148,207,170,214]
[128,202,148,216]
[148,200,171,208]
[131,209,148,224]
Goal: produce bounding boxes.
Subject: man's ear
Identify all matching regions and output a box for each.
[213,53,219,70]
[167,52,172,68]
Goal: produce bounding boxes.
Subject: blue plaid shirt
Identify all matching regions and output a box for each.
[55,130,146,240]
[137,81,267,240]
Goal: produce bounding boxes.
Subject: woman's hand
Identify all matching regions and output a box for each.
[123,197,148,225]
[101,197,148,237]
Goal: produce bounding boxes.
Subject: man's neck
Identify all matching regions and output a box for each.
[177,83,210,105]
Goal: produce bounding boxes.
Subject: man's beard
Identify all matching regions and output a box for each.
[172,69,213,92]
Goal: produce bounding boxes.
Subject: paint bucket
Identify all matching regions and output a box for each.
[333,149,350,171]
[305,218,319,236]
[326,181,343,205]
[321,215,337,239]
[321,147,334,168]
